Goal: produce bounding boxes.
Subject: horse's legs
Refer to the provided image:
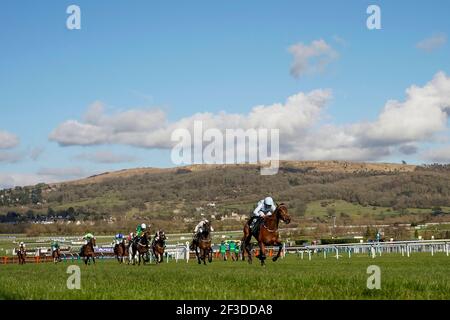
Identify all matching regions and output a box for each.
[272,241,283,262]
[244,237,253,264]
[92,256,95,264]
[131,247,136,265]
[258,242,267,266]
[153,249,158,264]
[195,247,201,264]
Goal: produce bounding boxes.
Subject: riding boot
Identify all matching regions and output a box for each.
[250,217,257,230]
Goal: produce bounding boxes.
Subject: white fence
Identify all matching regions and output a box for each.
[290,239,450,260]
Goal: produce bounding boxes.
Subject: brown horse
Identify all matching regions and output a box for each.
[131,231,151,265]
[52,248,61,264]
[17,247,26,265]
[242,203,291,266]
[193,224,213,265]
[114,241,127,264]
[80,238,96,265]
[151,230,167,264]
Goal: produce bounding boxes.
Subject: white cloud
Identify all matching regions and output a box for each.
[48,72,450,163]
[416,33,447,52]
[0,173,57,190]
[37,167,88,179]
[422,146,450,163]
[0,130,19,149]
[74,151,138,164]
[49,90,332,151]
[0,151,23,163]
[49,102,169,148]
[288,39,338,78]
[0,167,94,189]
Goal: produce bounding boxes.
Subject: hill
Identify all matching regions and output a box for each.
[1,161,450,236]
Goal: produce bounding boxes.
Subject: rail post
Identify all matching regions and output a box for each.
[185,242,189,263]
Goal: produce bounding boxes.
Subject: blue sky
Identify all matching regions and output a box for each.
[1,0,450,188]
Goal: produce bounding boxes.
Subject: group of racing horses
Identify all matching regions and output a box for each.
[113,229,167,266]
[21,203,291,267]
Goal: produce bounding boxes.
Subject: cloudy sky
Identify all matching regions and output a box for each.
[1,0,450,188]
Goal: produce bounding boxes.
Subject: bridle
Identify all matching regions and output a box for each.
[262,204,289,233]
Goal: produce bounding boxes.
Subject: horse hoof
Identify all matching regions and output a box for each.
[272,257,278,262]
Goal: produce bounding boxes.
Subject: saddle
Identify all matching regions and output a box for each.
[249,217,263,237]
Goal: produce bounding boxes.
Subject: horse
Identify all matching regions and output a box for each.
[151,230,167,264]
[52,248,61,264]
[192,223,213,265]
[80,238,96,265]
[17,247,26,265]
[241,203,291,266]
[131,231,151,265]
[127,241,137,265]
[114,241,127,264]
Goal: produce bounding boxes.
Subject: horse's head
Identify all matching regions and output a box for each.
[201,225,211,239]
[90,238,96,247]
[141,231,151,244]
[159,230,166,241]
[276,203,291,224]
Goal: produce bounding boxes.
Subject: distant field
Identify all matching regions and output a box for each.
[0,254,449,299]
[305,200,449,217]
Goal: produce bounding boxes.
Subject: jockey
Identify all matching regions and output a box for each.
[250,197,276,229]
[83,232,94,244]
[127,232,134,244]
[51,240,60,252]
[135,223,147,238]
[194,218,214,235]
[19,242,26,250]
[153,229,161,242]
[114,233,124,244]
[191,218,214,248]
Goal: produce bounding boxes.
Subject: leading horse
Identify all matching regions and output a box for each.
[80,238,96,265]
[242,203,291,266]
[151,230,167,264]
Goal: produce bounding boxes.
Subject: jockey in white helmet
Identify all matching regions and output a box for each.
[191,218,214,250]
[194,218,214,234]
[249,197,276,229]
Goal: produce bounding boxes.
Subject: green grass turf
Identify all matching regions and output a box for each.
[0,253,449,300]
